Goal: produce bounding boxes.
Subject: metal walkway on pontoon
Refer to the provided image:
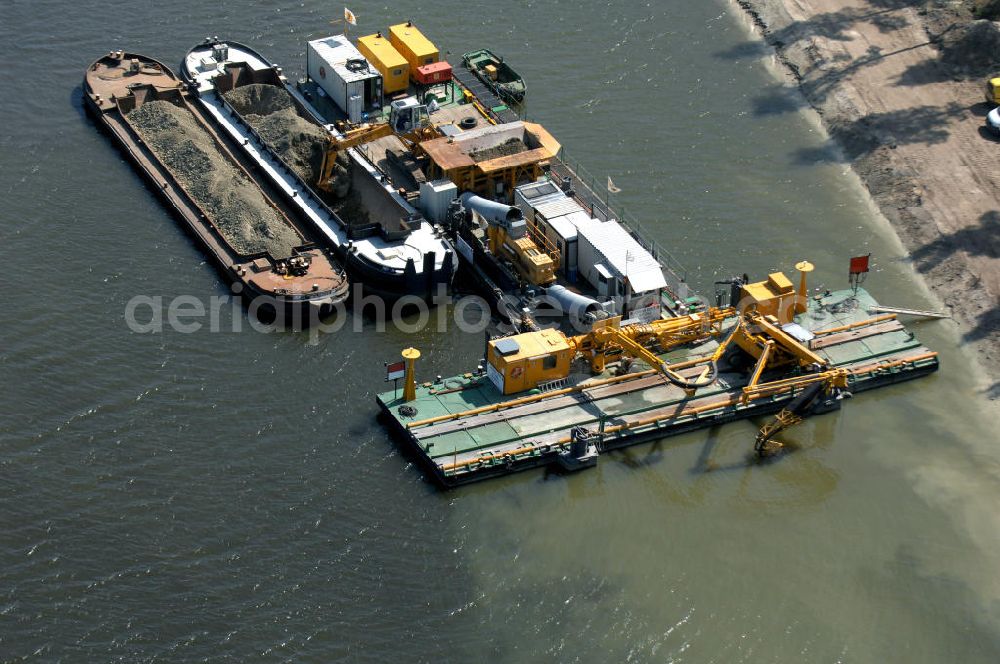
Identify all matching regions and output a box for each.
[452,66,520,123]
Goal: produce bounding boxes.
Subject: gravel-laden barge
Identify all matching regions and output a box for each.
[180,40,456,301]
[84,50,349,321]
[378,275,939,486]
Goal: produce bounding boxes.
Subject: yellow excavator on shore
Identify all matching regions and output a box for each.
[986,75,1000,105]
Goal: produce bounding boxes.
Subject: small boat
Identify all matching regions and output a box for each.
[462,49,525,104]
[84,50,349,323]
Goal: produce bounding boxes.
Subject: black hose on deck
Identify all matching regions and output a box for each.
[661,359,718,390]
[786,381,825,416]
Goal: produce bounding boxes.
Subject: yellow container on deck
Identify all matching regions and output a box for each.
[357,33,409,93]
[388,22,439,76]
[740,271,798,324]
[486,329,573,395]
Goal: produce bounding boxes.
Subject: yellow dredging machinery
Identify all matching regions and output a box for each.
[478,261,851,453]
[459,192,559,287]
[483,308,732,396]
[317,116,563,289]
[380,248,940,484]
[484,263,811,395]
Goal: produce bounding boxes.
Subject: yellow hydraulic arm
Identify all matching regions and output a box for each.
[571,307,734,391]
[714,307,851,454]
[752,369,849,455]
[702,309,830,399]
[738,311,827,368]
[604,327,699,388]
[624,307,734,353]
[317,123,395,191]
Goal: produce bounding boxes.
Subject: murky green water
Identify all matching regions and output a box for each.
[2,0,998,661]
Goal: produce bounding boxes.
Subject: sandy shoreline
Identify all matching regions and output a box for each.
[733,0,1000,399]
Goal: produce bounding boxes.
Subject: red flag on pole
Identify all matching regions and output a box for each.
[386,361,405,381]
[848,254,871,296]
[849,255,870,275]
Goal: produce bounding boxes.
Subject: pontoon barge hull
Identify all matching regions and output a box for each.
[378,289,939,486]
[84,50,349,322]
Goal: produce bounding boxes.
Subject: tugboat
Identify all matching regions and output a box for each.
[84,50,349,323]
[180,39,456,301]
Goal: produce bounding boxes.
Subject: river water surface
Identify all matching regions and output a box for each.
[2,0,999,661]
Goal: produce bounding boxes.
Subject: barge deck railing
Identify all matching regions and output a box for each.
[547,147,691,302]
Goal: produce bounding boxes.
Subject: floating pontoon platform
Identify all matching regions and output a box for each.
[377,289,939,486]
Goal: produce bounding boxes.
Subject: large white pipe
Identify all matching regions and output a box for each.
[543,284,601,317]
[460,192,522,224]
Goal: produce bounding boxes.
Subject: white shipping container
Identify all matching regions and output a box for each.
[575,218,666,311]
[576,227,608,296]
[513,181,585,280]
[535,207,587,282]
[306,35,383,123]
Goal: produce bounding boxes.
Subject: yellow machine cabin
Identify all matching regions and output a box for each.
[736,261,813,325]
[356,32,409,93]
[739,271,797,323]
[478,210,557,286]
[388,22,439,76]
[487,329,574,395]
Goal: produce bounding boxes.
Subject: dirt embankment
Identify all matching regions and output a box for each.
[734,0,1000,397]
[129,99,301,259]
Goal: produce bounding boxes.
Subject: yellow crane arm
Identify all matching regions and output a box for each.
[317,123,395,190]
[625,307,734,354]
[608,328,692,387]
[567,308,736,392]
[753,369,849,454]
[742,311,827,368]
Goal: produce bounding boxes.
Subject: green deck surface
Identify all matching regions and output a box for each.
[379,290,935,467]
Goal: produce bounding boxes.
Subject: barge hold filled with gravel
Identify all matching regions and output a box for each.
[223,83,373,231]
[84,50,348,321]
[181,39,455,301]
